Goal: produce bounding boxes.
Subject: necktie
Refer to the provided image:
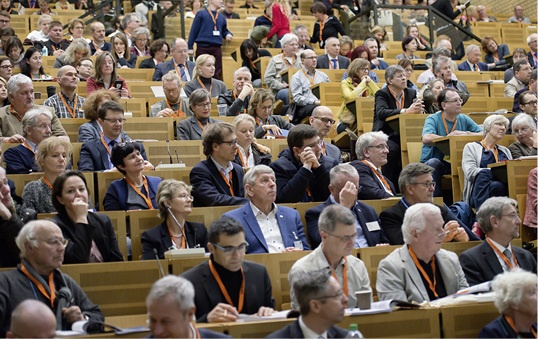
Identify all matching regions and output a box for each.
[179,65,187,81]
[473,64,477,71]
[109,140,116,148]
[503,249,513,269]
[331,58,337,69]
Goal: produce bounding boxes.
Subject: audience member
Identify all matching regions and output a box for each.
[184,54,228,98]
[239,39,271,88]
[177,89,221,140]
[266,0,291,47]
[5,299,56,339]
[528,33,537,68]
[364,38,388,70]
[406,24,431,51]
[253,0,272,27]
[130,27,150,57]
[150,71,189,117]
[44,66,85,118]
[295,25,313,52]
[217,67,253,116]
[0,166,23,268]
[514,69,537,112]
[0,57,12,82]
[110,33,137,68]
[476,5,497,22]
[89,22,111,56]
[338,36,353,58]
[53,39,91,68]
[433,56,470,102]
[34,21,70,57]
[20,47,52,80]
[67,18,86,42]
[139,39,169,69]
[310,106,342,162]
[0,27,14,55]
[153,38,195,82]
[121,13,141,47]
[516,90,537,122]
[310,2,346,48]
[418,47,458,84]
[232,114,272,168]
[395,36,421,60]
[32,0,54,16]
[509,113,537,159]
[222,0,240,19]
[87,52,130,97]
[317,37,350,70]
[524,168,537,229]
[26,15,51,43]
[248,89,293,139]
[4,37,23,68]
[505,59,532,97]
[507,4,531,24]
[458,44,488,71]
[482,35,510,68]
[504,48,527,84]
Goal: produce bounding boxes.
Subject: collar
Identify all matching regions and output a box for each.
[174,59,185,68]
[92,40,104,48]
[488,237,512,253]
[302,66,316,76]
[249,201,277,219]
[326,53,338,60]
[24,138,37,152]
[60,91,76,102]
[102,134,121,145]
[364,159,380,171]
[210,156,233,173]
[298,315,328,339]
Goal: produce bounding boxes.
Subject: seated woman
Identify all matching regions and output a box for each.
[1,0,18,14]
[233,114,272,168]
[4,37,24,68]
[141,179,208,259]
[339,35,354,58]
[421,78,446,113]
[176,89,220,140]
[26,14,51,43]
[248,88,294,139]
[20,47,52,80]
[509,113,537,159]
[139,39,169,69]
[481,35,510,68]
[309,2,346,48]
[130,27,151,57]
[32,0,55,15]
[0,76,8,107]
[462,114,512,209]
[336,58,379,133]
[184,0,201,18]
[111,33,137,69]
[405,24,431,51]
[104,141,160,211]
[52,170,124,264]
[183,54,227,98]
[87,52,130,97]
[54,0,74,10]
[67,18,89,42]
[369,25,388,52]
[479,269,537,338]
[22,137,72,214]
[53,38,91,68]
[0,57,13,83]
[395,36,421,60]
[342,46,379,83]
[397,58,418,92]
[240,39,271,88]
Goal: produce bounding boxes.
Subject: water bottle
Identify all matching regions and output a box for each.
[346,324,363,338]
[41,46,48,57]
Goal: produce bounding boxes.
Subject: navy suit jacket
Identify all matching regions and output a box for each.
[459,240,537,286]
[90,41,111,55]
[528,51,538,68]
[458,61,488,71]
[373,86,416,138]
[141,221,208,259]
[223,204,309,253]
[305,197,389,249]
[4,144,39,174]
[190,159,248,207]
[103,176,161,211]
[138,58,156,69]
[267,319,348,338]
[349,160,396,200]
[372,59,389,70]
[479,316,537,338]
[152,59,196,81]
[316,54,350,70]
[78,139,147,172]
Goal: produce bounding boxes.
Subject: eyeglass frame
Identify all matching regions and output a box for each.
[210,241,249,254]
[313,116,336,125]
[412,181,436,188]
[31,237,69,248]
[102,117,126,124]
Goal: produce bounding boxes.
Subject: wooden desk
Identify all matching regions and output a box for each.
[441,302,498,338]
[386,114,428,168]
[311,83,342,106]
[488,159,536,200]
[346,97,375,134]
[255,57,272,86]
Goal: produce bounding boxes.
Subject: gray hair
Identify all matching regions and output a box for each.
[155,179,192,219]
[293,24,308,34]
[22,108,52,138]
[146,275,195,313]
[132,27,150,41]
[432,56,450,73]
[436,39,451,50]
[482,114,509,137]
[398,162,434,194]
[15,220,46,258]
[61,39,91,66]
[37,14,52,27]
[528,33,538,44]
[512,113,537,132]
[492,268,537,314]
[476,197,517,234]
[385,65,405,82]
[121,13,138,30]
[280,33,298,48]
[293,268,332,315]
[355,131,388,161]
[7,73,32,95]
[233,66,252,81]
[432,47,451,59]
[243,164,274,187]
[329,163,358,187]
[465,44,480,54]
[170,38,186,51]
[402,203,441,244]
[318,204,356,234]
[364,37,377,46]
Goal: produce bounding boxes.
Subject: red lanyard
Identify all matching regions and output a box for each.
[387,87,405,110]
[23,140,35,155]
[206,8,220,30]
[59,93,77,118]
[319,15,327,43]
[167,221,186,249]
[408,246,438,298]
[442,114,457,135]
[21,261,56,307]
[486,237,519,269]
[10,105,22,121]
[209,259,244,312]
[125,176,154,209]
[282,54,295,68]
[504,315,536,338]
[195,117,209,132]
[329,257,348,304]
[219,170,234,196]
[42,176,53,190]
[100,132,121,156]
[301,68,316,87]
[197,76,213,95]
[480,140,499,163]
[361,160,392,193]
[233,91,245,114]
[166,99,185,117]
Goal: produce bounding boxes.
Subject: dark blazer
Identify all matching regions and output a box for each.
[479,316,537,338]
[373,86,416,138]
[78,139,147,171]
[254,115,294,139]
[316,54,350,70]
[77,120,130,143]
[349,160,396,200]
[233,143,272,167]
[484,44,510,66]
[152,59,196,81]
[324,142,342,163]
[458,61,488,71]
[190,159,249,207]
[147,328,231,338]
[181,260,275,322]
[176,117,221,140]
[3,144,39,174]
[459,240,537,286]
[53,212,124,264]
[267,319,348,338]
[103,176,161,211]
[138,58,156,69]
[223,204,310,253]
[305,197,389,249]
[141,221,208,259]
[90,41,111,55]
[528,51,538,68]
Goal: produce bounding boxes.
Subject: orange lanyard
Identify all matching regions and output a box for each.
[10,105,22,121]
[505,315,536,338]
[125,176,154,210]
[282,54,295,68]
[166,99,185,117]
[21,262,56,307]
[125,31,131,40]
[219,170,234,196]
[59,3,67,9]
[329,58,336,69]
[91,41,102,51]
[173,62,185,78]
[481,140,499,163]
[59,93,77,118]
[255,117,265,126]
[51,45,57,52]
[322,141,326,155]
[42,176,53,190]
[516,17,523,24]
[387,87,404,110]
[493,54,499,62]
[206,8,219,30]
[195,117,209,131]
[209,259,244,312]
[29,0,36,8]
[263,14,272,22]
[532,53,538,66]
[193,324,201,339]
[22,140,35,155]
[301,68,316,87]
[486,237,518,269]
[233,91,245,114]
[408,246,438,298]
[100,132,121,156]
[442,114,457,135]
[361,160,392,193]
[249,58,258,71]
[237,150,246,167]
[197,76,213,95]
[404,51,411,59]
[7,8,11,13]
[167,221,186,249]
[329,257,348,302]
[319,15,327,43]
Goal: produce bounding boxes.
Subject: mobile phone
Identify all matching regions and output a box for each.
[114,80,123,89]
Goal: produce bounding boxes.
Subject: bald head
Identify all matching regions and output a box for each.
[528,33,537,53]
[437,39,452,51]
[6,300,56,338]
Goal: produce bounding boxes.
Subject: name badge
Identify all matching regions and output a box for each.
[294,240,304,250]
[213,30,220,36]
[366,221,381,232]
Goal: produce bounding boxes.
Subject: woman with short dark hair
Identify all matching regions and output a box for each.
[139,39,170,69]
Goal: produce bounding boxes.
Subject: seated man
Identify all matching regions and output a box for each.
[459,197,536,286]
[0,220,104,335]
[43,66,85,118]
[217,67,253,116]
[289,49,329,124]
[305,164,389,249]
[270,124,338,203]
[433,56,470,102]
[505,60,532,98]
[76,58,93,82]
[527,33,537,69]
[4,109,51,174]
[222,0,240,19]
[417,46,458,84]
[146,276,230,338]
[309,106,342,163]
[508,5,531,24]
[294,25,313,52]
[350,131,396,200]
[223,165,309,253]
[78,101,148,171]
[316,37,350,70]
[458,44,488,71]
[190,122,249,207]
[88,22,110,56]
[153,38,195,82]
[421,89,482,197]
[379,162,477,245]
[513,69,537,113]
[0,167,24,268]
[365,38,388,70]
[0,74,67,143]
[268,269,351,338]
[149,71,189,117]
[254,0,272,27]
[291,204,371,308]
[181,217,275,322]
[34,21,70,57]
[476,5,497,22]
[377,203,469,302]
[176,89,221,140]
[6,300,56,339]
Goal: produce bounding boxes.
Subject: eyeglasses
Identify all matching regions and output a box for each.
[35,124,51,130]
[521,100,538,106]
[0,20,9,24]
[196,102,211,108]
[0,65,13,70]
[313,116,336,125]
[102,118,126,124]
[359,67,370,72]
[327,232,358,242]
[173,194,193,200]
[221,139,238,147]
[368,144,389,150]
[316,289,345,301]
[32,237,69,248]
[211,241,249,254]
[501,213,520,221]
[413,181,436,188]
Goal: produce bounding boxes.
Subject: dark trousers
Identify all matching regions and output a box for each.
[425,158,452,197]
[196,45,223,80]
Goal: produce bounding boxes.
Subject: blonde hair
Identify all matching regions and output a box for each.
[192,54,215,79]
[61,38,91,66]
[35,136,73,171]
[271,0,291,17]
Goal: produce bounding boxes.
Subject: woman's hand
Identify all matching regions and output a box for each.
[72,197,89,224]
[362,75,372,84]
[263,124,282,136]
[120,87,130,98]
